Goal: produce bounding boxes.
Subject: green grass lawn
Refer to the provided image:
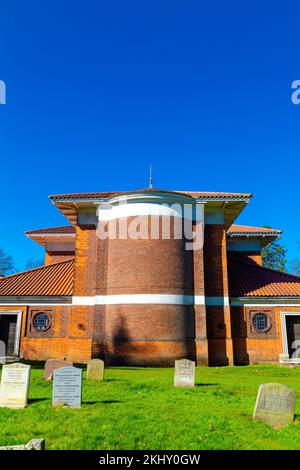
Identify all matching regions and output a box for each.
[0,364,300,450]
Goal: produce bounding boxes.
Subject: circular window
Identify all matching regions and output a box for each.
[33,312,51,332]
[252,313,269,332]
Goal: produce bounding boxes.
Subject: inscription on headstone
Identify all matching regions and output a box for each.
[0,363,30,408]
[87,359,104,381]
[52,366,82,408]
[44,359,73,381]
[253,383,296,428]
[174,359,195,387]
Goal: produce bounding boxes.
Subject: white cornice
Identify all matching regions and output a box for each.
[230,297,300,306]
[0,296,72,305]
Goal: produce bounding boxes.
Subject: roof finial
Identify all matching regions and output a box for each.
[149,164,153,189]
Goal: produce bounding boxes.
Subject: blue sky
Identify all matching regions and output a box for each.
[1,1,300,271]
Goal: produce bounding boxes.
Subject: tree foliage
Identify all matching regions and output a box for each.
[289,259,300,276]
[25,257,44,270]
[261,236,287,272]
[0,249,15,276]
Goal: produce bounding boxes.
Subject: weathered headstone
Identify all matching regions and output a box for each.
[253,383,296,428]
[44,359,73,381]
[87,359,104,381]
[0,363,30,408]
[174,359,195,387]
[0,340,6,365]
[0,439,45,450]
[52,366,82,408]
[279,353,290,364]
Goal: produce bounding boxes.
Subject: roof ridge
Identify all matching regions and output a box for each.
[0,259,75,281]
[49,189,253,199]
[228,258,300,281]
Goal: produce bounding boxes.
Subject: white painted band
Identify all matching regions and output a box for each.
[71,294,229,306]
[97,202,204,222]
[0,303,72,306]
[72,294,204,305]
[205,297,229,306]
[230,301,300,306]
[0,298,297,307]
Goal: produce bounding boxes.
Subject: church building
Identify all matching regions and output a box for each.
[0,188,300,366]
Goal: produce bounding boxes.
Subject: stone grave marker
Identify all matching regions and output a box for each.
[279,353,290,364]
[52,366,82,408]
[253,383,296,428]
[174,359,195,387]
[0,439,45,450]
[0,340,6,365]
[44,358,73,381]
[0,363,30,408]
[87,359,104,381]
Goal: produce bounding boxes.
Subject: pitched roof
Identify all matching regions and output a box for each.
[0,256,299,300]
[0,260,74,297]
[228,259,300,297]
[25,223,281,240]
[26,226,76,235]
[49,189,251,227]
[227,225,281,235]
[49,189,252,200]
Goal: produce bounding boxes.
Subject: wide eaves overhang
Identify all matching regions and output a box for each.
[26,227,76,247]
[227,229,281,246]
[49,189,252,227]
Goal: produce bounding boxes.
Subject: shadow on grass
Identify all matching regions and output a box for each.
[105,378,129,383]
[83,400,123,405]
[22,361,45,370]
[23,361,88,370]
[195,383,218,387]
[110,367,148,371]
[29,398,48,404]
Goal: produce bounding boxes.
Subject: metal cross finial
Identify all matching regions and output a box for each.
[149,164,153,189]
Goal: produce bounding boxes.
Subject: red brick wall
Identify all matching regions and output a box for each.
[193,221,208,365]
[74,225,98,296]
[45,251,75,266]
[103,216,201,364]
[105,216,195,295]
[204,224,233,365]
[20,305,94,363]
[1,214,292,366]
[227,251,262,266]
[230,305,300,364]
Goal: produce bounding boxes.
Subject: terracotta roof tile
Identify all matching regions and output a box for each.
[26,223,280,237]
[228,260,300,297]
[26,226,75,235]
[0,260,74,296]
[227,225,281,235]
[1,256,300,299]
[49,189,252,200]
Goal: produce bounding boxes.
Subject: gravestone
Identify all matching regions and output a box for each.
[0,363,30,408]
[87,359,104,381]
[253,383,296,428]
[0,439,45,450]
[174,359,195,387]
[279,354,290,364]
[0,340,6,365]
[44,359,73,381]
[52,366,82,408]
